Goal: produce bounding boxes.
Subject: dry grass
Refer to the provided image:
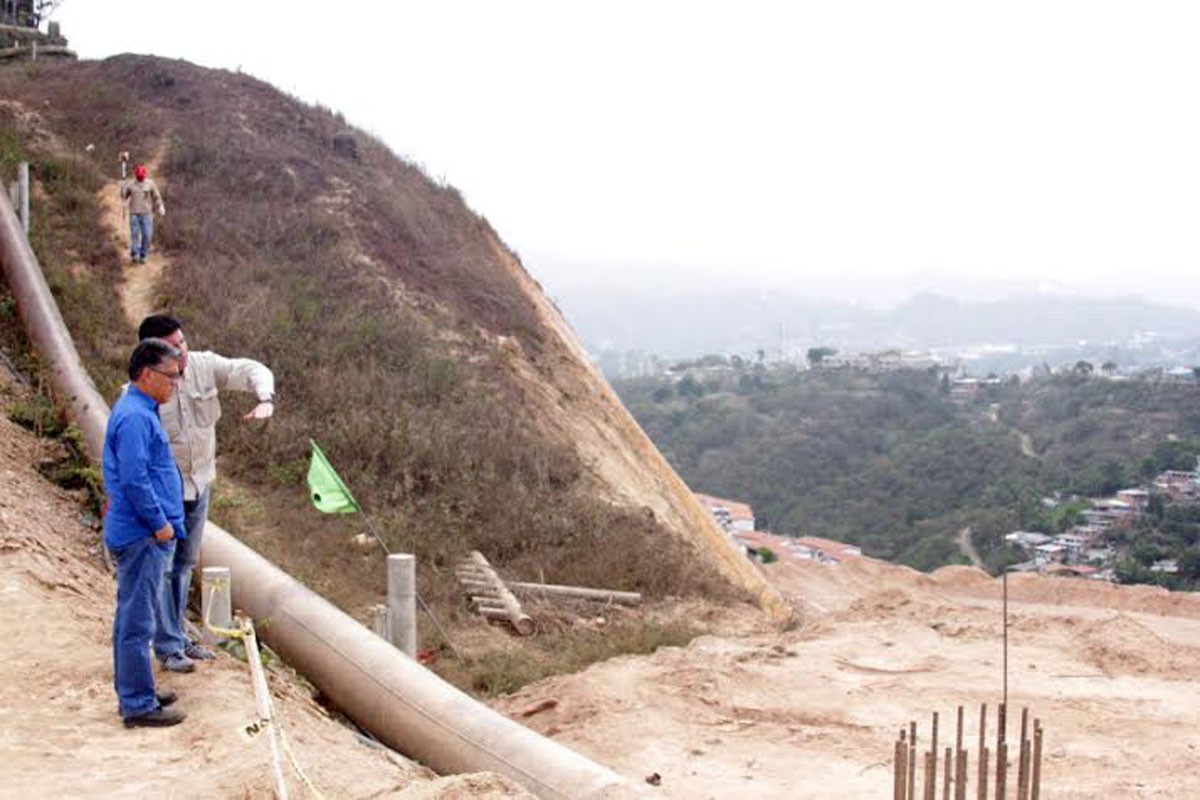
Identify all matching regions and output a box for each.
[0,55,738,694]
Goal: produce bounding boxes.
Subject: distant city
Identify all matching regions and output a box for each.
[553,289,1200,379]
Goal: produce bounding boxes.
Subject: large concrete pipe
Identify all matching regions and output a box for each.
[0,186,108,460]
[0,192,636,799]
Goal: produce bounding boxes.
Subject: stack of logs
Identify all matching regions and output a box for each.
[893,703,1043,800]
[454,550,642,636]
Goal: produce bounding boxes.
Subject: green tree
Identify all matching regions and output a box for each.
[1074,360,1094,376]
[677,375,703,398]
[1177,549,1200,582]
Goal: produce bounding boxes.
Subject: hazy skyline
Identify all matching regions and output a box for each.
[54,2,1200,307]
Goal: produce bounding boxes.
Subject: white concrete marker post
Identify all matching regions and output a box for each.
[17,162,28,234]
[386,554,417,657]
[201,566,233,645]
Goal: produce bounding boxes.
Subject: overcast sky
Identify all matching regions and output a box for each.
[53,2,1200,306]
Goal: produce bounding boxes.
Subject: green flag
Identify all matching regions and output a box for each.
[307,438,359,514]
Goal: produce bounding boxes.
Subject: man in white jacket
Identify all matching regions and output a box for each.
[138,314,276,672]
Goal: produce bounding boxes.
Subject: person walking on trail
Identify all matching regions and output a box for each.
[104,338,187,728]
[121,163,165,264]
[137,314,276,673]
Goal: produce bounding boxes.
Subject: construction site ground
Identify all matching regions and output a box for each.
[489,559,1200,799]
[3,376,1199,798]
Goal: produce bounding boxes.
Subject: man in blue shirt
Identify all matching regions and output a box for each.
[104,339,187,728]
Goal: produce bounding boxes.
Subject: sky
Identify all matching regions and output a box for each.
[51,2,1200,306]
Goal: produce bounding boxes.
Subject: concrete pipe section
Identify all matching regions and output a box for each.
[0,192,637,799]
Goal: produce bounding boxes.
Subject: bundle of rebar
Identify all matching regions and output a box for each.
[893,703,1043,800]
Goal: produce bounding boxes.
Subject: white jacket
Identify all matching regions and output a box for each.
[160,350,274,500]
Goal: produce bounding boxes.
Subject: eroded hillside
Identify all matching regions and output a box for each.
[0,54,783,691]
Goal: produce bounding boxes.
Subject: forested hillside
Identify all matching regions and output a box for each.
[615,363,1200,573]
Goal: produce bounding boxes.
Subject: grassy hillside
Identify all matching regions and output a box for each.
[616,363,1200,573]
[0,55,737,691]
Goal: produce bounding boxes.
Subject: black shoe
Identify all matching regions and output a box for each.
[123,707,186,728]
[157,690,178,707]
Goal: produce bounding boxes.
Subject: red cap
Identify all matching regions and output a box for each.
[134,164,148,180]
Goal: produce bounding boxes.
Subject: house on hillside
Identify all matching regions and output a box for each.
[1155,470,1198,500]
[1005,531,1052,549]
[1115,488,1151,512]
[1034,543,1066,565]
[792,536,863,565]
[694,492,755,532]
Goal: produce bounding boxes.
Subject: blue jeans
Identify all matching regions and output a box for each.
[130,213,153,259]
[154,486,209,659]
[110,536,169,718]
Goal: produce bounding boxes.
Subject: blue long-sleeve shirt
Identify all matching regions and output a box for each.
[103,385,185,548]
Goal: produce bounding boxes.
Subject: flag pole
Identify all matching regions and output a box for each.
[310,438,462,659]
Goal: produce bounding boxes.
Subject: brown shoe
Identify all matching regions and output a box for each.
[157,690,178,707]
[123,707,186,728]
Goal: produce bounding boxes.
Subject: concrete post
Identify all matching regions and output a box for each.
[17,161,28,233]
[387,554,417,657]
[201,566,232,644]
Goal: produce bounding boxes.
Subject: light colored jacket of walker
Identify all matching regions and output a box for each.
[120,177,166,216]
[160,350,275,501]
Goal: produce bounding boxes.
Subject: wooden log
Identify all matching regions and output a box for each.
[956,749,968,800]
[924,751,935,800]
[465,551,535,635]
[894,738,906,800]
[507,581,642,606]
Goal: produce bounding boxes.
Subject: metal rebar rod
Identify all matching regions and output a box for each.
[931,711,939,800]
[895,737,906,800]
[979,746,988,800]
[1031,724,1043,800]
[1003,569,1009,709]
[995,743,1007,800]
[943,747,952,800]
[909,721,917,800]
[924,751,935,800]
[1017,708,1030,800]
[956,749,968,800]
[977,704,986,800]
[955,706,965,800]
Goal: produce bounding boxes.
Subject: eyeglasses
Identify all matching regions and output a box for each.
[148,367,182,382]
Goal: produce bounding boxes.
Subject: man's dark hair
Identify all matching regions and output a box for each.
[138,314,183,341]
[128,338,180,382]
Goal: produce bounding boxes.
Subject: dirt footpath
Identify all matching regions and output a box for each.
[492,559,1200,799]
[0,399,529,799]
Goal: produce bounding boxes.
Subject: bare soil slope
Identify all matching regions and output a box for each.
[0,381,529,799]
[492,559,1200,799]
